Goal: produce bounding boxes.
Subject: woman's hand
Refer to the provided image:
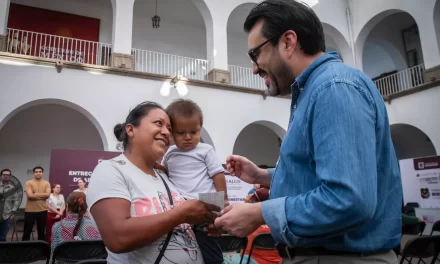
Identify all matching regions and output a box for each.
[176,200,220,225]
[54,214,61,219]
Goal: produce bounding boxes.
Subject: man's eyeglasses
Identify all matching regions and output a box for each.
[1,174,11,177]
[248,35,280,67]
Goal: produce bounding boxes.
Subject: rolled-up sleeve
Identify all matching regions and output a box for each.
[261,82,378,247]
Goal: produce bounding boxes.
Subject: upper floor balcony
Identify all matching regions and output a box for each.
[1,0,439,98]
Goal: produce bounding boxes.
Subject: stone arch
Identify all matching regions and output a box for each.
[434,0,440,55]
[322,23,354,66]
[0,99,108,150]
[355,9,423,76]
[227,2,258,68]
[390,123,436,160]
[233,121,286,167]
[200,127,215,149]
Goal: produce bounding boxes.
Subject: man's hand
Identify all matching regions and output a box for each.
[226,155,261,184]
[214,203,264,237]
[224,199,230,207]
[10,214,14,220]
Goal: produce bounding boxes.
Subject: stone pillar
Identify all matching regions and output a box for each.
[110,0,135,70]
[418,14,440,82]
[0,0,10,52]
[206,10,231,84]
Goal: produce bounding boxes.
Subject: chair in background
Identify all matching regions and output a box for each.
[51,240,107,264]
[399,235,440,264]
[217,234,248,264]
[0,241,50,264]
[75,260,107,264]
[246,232,277,264]
[10,212,36,241]
[429,220,440,236]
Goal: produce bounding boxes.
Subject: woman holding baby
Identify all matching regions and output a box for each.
[87,101,222,264]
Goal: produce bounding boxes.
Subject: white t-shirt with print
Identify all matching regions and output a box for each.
[46,193,65,211]
[87,154,204,264]
[162,143,224,200]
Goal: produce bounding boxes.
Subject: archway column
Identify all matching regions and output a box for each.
[418,15,440,82]
[110,0,135,70]
[0,0,10,51]
[206,4,231,84]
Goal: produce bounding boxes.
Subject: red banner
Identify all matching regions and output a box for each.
[7,4,102,64]
[49,149,120,197]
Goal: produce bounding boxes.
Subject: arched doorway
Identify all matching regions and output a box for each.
[322,23,353,66]
[227,3,256,68]
[356,10,424,94]
[233,121,286,167]
[390,124,436,160]
[0,101,106,207]
[200,127,215,149]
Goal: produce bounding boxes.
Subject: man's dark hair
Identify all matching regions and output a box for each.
[244,0,325,55]
[33,166,44,173]
[1,169,11,175]
[166,99,204,127]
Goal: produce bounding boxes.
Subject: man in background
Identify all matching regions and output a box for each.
[0,169,21,241]
[23,166,51,241]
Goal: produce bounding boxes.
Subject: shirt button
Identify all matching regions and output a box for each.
[293,104,297,109]
[299,87,304,91]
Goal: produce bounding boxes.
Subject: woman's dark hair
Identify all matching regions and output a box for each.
[166,98,203,127]
[244,0,325,55]
[65,192,88,238]
[77,177,87,188]
[114,101,165,150]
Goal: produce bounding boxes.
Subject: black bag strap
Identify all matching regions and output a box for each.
[154,169,174,264]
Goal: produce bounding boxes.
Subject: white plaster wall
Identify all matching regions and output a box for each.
[386,86,440,156]
[233,123,280,167]
[10,0,113,44]
[132,0,207,59]
[0,104,104,208]
[0,63,290,163]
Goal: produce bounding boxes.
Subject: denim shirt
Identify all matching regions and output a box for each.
[261,52,402,252]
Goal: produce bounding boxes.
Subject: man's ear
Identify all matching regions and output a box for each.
[282,30,298,57]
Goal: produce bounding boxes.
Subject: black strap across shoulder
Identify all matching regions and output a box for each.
[154,169,174,264]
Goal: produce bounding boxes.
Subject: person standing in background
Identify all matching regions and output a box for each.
[46,184,65,244]
[0,169,21,241]
[73,178,87,195]
[23,166,51,241]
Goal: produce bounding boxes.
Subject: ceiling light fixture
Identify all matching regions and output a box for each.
[160,75,189,97]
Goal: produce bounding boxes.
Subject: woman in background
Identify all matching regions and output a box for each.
[51,192,100,261]
[46,184,65,244]
[73,178,88,195]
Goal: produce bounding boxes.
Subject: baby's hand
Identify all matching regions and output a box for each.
[154,163,168,174]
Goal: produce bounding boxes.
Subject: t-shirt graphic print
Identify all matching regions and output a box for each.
[87,154,204,264]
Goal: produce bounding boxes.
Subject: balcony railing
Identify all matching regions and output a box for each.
[374,64,425,96]
[5,28,112,66]
[229,65,266,91]
[132,48,210,81]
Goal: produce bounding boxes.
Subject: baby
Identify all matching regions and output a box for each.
[162,98,228,203]
[161,98,227,264]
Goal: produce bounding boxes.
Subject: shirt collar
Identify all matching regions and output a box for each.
[291,51,341,93]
